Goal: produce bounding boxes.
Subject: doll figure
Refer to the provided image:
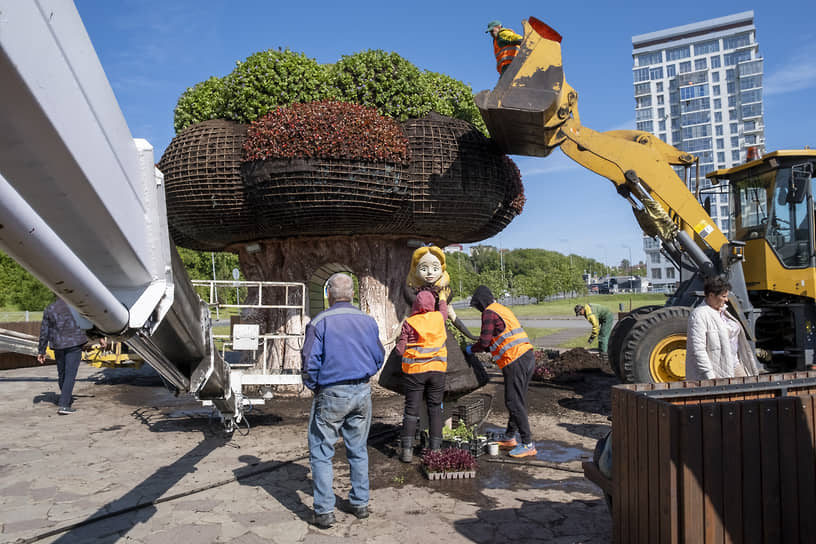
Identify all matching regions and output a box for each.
[405,246,475,339]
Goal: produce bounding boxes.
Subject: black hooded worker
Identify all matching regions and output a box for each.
[395,290,448,462]
[485,20,523,76]
[574,303,614,355]
[465,285,537,458]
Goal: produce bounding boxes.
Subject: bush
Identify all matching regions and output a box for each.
[174,48,489,136]
[221,49,335,125]
[242,101,410,163]
[173,76,227,133]
[420,71,487,135]
[330,49,431,121]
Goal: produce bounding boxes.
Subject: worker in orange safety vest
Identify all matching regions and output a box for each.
[466,285,537,458]
[486,20,523,75]
[395,290,448,462]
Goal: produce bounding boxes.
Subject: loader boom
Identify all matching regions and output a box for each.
[476,17,732,283]
[475,17,772,383]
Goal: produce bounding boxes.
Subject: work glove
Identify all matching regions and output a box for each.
[465,344,473,355]
[587,335,596,344]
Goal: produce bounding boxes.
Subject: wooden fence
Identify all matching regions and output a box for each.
[612,372,816,543]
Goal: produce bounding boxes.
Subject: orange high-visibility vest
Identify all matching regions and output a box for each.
[486,302,533,368]
[402,312,448,374]
[493,37,519,74]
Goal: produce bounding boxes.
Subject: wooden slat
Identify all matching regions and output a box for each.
[680,405,704,543]
[637,395,650,543]
[626,390,638,543]
[778,397,799,543]
[721,402,743,544]
[647,398,661,543]
[798,395,816,538]
[741,401,762,544]
[612,388,625,544]
[759,400,782,542]
[702,403,724,544]
[659,403,679,544]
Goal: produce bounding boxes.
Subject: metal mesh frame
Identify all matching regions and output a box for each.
[159,114,523,250]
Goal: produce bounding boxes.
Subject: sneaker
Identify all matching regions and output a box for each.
[312,511,335,529]
[350,505,369,519]
[497,437,517,449]
[57,406,76,415]
[509,443,537,458]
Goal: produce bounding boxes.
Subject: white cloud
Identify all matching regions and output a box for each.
[513,153,582,177]
[764,45,816,96]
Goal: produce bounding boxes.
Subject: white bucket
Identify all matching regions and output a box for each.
[487,442,499,456]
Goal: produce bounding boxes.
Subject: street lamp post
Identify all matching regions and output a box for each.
[622,244,632,275]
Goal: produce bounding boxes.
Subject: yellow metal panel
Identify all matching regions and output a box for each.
[743,239,816,297]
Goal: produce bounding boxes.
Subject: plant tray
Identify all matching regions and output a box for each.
[422,467,476,481]
[441,438,488,457]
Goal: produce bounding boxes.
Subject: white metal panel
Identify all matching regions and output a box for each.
[0,1,168,301]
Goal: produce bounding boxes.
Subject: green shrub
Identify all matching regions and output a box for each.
[173,48,488,134]
[221,49,335,124]
[420,71,487,135]
[330,49,431,121]
[173,76,227,133]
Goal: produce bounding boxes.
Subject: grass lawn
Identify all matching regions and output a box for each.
[454,293,668,319]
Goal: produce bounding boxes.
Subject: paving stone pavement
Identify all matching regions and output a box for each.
[0,361,612,543]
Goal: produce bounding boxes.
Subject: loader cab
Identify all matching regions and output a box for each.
[709,151,816,299]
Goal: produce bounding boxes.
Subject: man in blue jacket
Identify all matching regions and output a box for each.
[301,273,384,529]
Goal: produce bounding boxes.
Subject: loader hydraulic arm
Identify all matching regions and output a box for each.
[475,17,728,278]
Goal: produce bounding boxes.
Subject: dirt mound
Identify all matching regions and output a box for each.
[534,348,614,382]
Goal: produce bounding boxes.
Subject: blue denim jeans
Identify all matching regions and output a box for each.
[308,382,372,515]
[55,345,82,408]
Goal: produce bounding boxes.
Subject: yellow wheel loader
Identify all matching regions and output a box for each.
[476,17,816,383]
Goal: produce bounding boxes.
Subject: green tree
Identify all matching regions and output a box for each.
[469,245,500,273]
[0,251,53,311]
[445,251,475,300]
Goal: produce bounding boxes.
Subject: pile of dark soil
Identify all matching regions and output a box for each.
[534,348,614,382]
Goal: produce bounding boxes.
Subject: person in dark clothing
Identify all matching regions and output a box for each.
[37,298,97,415]
[395,290,448,462]
[465,285,537,458]
[301,273,384,529]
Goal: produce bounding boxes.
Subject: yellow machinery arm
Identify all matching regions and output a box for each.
[475,17,729,276]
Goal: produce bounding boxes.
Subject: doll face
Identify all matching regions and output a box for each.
[416,252,443,285]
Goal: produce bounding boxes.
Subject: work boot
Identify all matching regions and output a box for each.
[312,511,335,529]
[429,436,442,451]
[399,437,413,463]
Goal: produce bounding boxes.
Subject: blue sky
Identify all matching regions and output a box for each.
[73,0,816,267]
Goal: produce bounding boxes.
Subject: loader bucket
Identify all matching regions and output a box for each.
[475,17,574,157]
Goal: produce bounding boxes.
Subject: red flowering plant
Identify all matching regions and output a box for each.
[532,349,559,382]
[242,100,410,164]
[421,447,477,474]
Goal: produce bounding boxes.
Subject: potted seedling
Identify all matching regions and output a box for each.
[421,447,477,480]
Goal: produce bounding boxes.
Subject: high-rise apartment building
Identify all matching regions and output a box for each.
[631,11,764,291]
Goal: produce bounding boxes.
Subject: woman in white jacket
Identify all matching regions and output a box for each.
[685,277,760,381]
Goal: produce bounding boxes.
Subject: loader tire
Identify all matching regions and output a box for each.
[607,305,663,382]
[620,306,690,384]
